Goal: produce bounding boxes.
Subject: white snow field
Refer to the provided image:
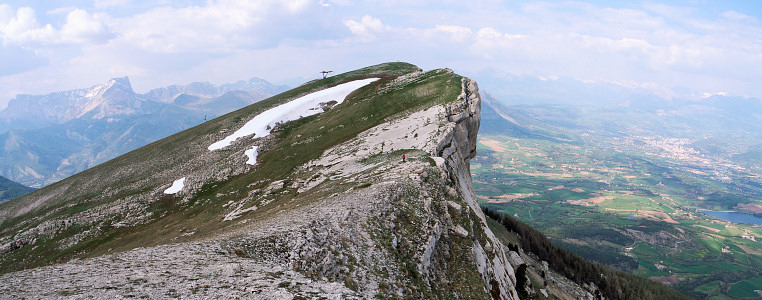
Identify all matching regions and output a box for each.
[208,78,379,151]
[163,177,186,194]
[244,146,259,165]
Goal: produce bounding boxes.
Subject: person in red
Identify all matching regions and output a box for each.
[402,154,406,162]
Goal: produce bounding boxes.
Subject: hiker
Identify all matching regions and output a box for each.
[402,154,406,162]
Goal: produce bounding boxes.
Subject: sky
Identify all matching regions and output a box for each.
[1,0,761,108]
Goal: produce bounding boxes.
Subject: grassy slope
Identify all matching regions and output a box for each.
[0,62,467,274]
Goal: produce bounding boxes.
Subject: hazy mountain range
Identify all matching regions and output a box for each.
[475,71,762,158]
[0,175,33,203]
[0,76,288,187]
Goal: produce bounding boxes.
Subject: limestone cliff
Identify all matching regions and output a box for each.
[0,63,524,298]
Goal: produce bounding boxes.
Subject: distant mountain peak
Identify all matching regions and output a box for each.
[79,76,141,119]
[85,76,133,99]
[142,76,288,103]
[108,76,133,91]
[107,76,131,87]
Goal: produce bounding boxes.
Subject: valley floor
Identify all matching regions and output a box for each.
[473,133,762,299]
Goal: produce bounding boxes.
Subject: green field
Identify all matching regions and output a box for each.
[473,132,762,299]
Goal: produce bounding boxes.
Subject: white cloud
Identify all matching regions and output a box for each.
[109,0,345,53]
[0,6,53,45]
[721,10,757,22]
[2,1,762,109]
[474,27,524,44]
[432,25,472,42]
[94,0,132,9]
[60,9,113,44]
[702,91,728,98]
[343,15,388,41]
[0,5,112,46]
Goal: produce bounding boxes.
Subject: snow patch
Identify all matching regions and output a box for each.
[245,146,259,165]
[164,177,186,194]
[208,78,379,151]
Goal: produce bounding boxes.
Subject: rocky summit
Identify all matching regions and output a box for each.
[0,63,594,299]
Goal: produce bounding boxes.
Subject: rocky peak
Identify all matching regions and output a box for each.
[77,76,144,119]
[84,77,133,99]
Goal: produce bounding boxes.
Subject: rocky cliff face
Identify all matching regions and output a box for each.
[0,64,523,298]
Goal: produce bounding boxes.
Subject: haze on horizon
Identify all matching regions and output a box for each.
[1,0,761,108]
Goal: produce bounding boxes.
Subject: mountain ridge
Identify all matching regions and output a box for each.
[0,62,530,298]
